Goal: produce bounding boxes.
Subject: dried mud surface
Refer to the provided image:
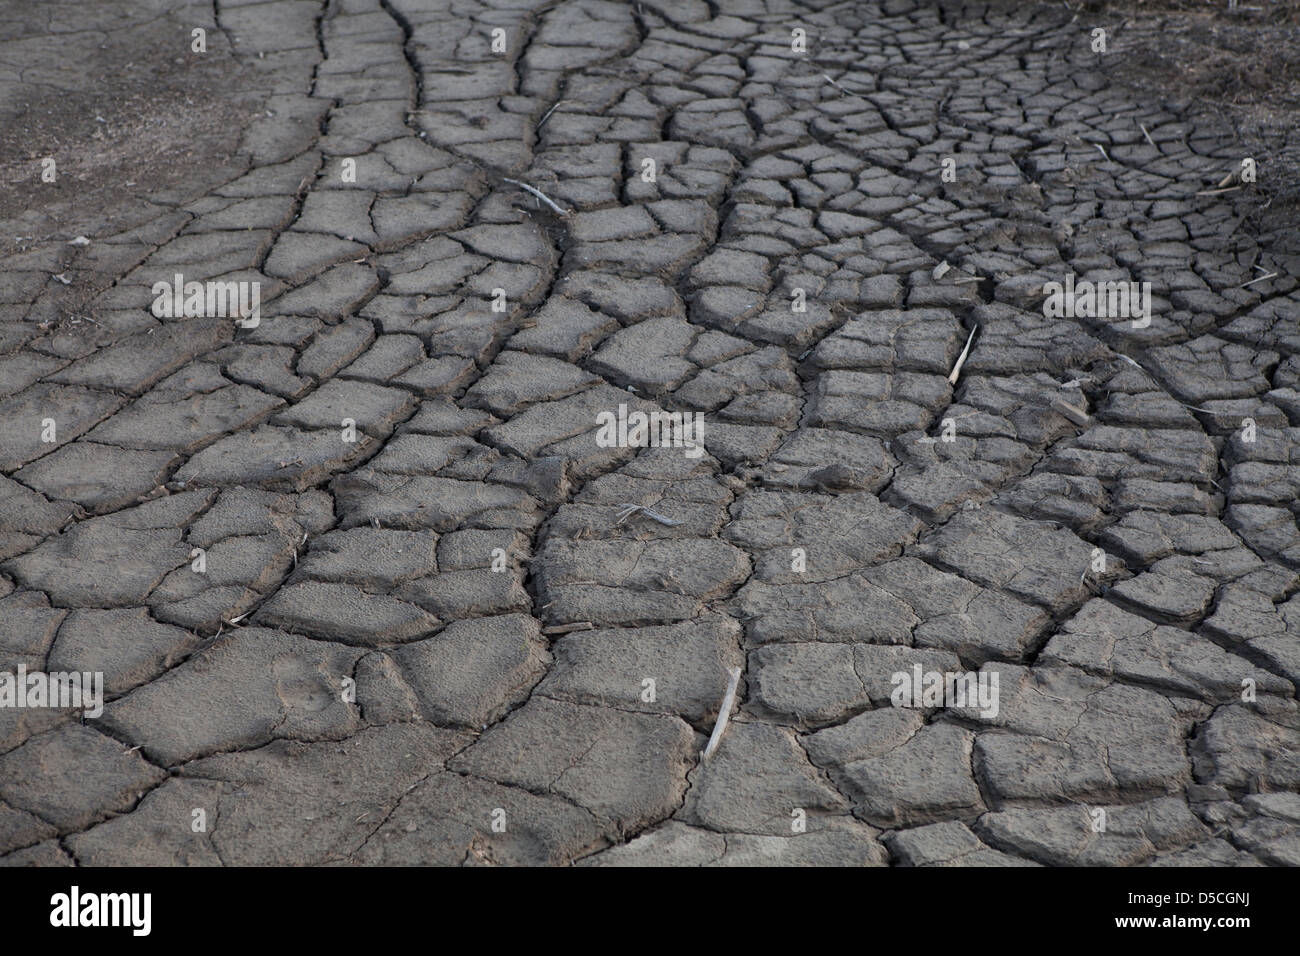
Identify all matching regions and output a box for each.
[0,0,1297,866]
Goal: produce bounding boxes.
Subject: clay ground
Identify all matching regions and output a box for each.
[0,0,1298,867]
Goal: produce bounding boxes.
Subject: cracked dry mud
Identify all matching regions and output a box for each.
[1,0,1298,868]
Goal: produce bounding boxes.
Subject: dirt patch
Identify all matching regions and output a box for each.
[1077,0,1300,245]
[0,1,263,235]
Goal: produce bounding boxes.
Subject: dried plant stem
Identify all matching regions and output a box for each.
[702,667,742,760]
[502,178,571,216]
[947,326,978,385]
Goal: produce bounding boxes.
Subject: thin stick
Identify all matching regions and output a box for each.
[1237,272,1277,288]
[1095,143,1110,163]
[1140,123,1155,147]
[542,621,594,635]
[537,100,565,129]
[615,503,683,527]
[502,178,571,216]
[702,667,742,760]
[1195,186,1241,196]
[823,74,847,93]
[947,325,977,385]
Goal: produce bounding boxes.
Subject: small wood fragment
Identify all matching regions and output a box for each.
[1050,398,1090,427]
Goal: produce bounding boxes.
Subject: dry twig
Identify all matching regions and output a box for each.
[502,178,571,216]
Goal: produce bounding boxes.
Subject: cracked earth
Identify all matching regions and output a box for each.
[1,0,1298,867]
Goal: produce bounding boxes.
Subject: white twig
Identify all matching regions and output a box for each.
[1095,143,1110,162]
[502,178,570,216]
[823,73,847,93]
[947,325,977,385]
[1140,123,1155,147]
[702,666,742,760]
[1237,272,1277,288]
[537,100,565,129]
[615,503,683,527]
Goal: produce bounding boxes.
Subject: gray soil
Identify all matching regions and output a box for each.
[0,0,1297,867]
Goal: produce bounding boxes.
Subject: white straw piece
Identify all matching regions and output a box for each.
[615,503,684,527]
[702,666,742,760]
[947,325,978,385]
[537,100,566,129]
